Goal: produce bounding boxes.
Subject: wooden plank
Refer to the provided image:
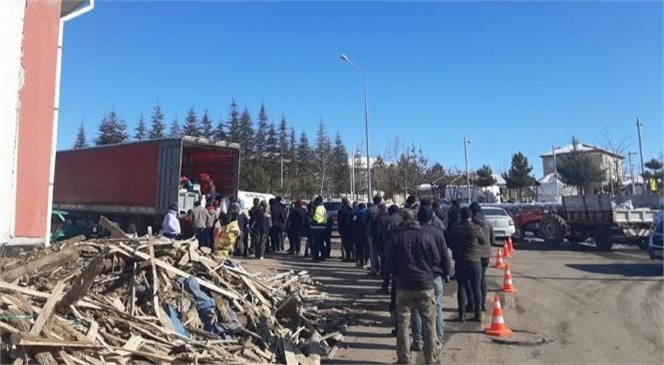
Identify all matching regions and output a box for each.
[86,321,99,343]
[308,331,321,365]
[10,332,100,349]
[0,282,100,310]
[59,351,77,365]
[0,247,80,282]
[98,215,131,239]
[109,347,176,363]
[55,255,105,316]
[116,242,240,300]
[29,282,66,336]
[241,276,271,306]
[281,338,299,365]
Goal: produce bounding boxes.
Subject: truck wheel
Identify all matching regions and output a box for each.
[638,238,648,250]
[540,214,567,244]
[594,227,613,251]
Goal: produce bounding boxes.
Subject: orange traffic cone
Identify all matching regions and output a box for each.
[494,248,506,269]
[502,264,517,293]
[508,236,516,253]
[503,240,512,259]
[485,294,513,337]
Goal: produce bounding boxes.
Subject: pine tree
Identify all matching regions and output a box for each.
[265,122,279,190]
[73,123,88,149]
[149,104,166,139]
[330,133,350,196]
[169,115,182,138]
[502,151,538,200]
[278,115,289,155]
[200,109,214,139]
[296,131,317,197]
[182,107,199,137]
[314,119,333,196]
[214,117,227,141]
[475,165,497,187]
[227,98,241,143]
[134,114,148,141]
[254,103,269,158]
[96,110,128,145]
[238,107,254,158]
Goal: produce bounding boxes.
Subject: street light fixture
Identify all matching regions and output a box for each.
[341,53,372,202]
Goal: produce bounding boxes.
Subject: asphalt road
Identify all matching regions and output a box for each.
[240,239,663,365]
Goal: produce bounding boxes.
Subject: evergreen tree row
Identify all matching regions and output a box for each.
[73,100,352,198]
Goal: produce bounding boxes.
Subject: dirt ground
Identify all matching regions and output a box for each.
[240,239,663,365]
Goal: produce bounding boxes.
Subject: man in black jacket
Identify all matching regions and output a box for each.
[450,207,488,322]
[286,200,308,255]
[371,204,390,276]
[337,198,354,262]
[385,209,440,365]
[367,195,383,275]
[270,196,288,252]
[410,206,451,352]
[470,202,495,311]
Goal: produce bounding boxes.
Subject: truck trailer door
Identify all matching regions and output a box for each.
[156,140,183,212]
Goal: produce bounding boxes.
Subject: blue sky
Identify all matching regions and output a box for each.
[59,0,663,178]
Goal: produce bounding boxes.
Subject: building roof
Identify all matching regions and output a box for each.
[540,142,624,159]
[61,0,90,18]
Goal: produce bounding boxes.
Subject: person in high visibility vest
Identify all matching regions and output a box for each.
[310,196,327,262]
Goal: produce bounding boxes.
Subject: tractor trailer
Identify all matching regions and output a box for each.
[53,137,241,235]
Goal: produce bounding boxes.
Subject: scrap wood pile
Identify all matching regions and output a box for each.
[0,219,345,365]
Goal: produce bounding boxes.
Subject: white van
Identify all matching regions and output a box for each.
[237,191,277,215]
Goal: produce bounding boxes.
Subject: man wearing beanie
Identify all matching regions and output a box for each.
[451,207,488,322]
[410,206,451,354]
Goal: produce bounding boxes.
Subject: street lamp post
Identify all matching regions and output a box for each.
[341,54,372,202]
[464,137,472,204]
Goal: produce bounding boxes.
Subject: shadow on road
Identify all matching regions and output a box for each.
[566,263,663,277]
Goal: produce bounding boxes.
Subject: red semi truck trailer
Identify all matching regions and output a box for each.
[53,137,241,235]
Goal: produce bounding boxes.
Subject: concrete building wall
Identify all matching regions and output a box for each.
[0,0,28,243]
[14,0,63,239]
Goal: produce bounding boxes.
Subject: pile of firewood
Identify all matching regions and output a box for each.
[0,218,344,364]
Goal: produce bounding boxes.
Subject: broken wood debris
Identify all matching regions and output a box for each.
[0,219,338,364]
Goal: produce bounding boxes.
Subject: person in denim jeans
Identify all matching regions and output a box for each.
[410,205,451,352]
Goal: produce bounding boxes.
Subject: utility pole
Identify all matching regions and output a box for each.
[636,118,645,194]
[464,137,472,204]
[280,156,284,189]
[628,152,637,195]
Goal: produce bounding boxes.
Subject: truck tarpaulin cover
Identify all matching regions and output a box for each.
[54,143,160,207]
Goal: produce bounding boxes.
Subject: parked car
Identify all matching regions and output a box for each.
[323,200,342,233]
[481,206,516,243]
[50,210,95,242]
[648,220,663,260]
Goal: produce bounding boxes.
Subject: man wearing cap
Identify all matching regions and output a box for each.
[162,203,181,239]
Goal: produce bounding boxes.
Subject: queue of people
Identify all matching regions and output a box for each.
[162,192,496,364]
